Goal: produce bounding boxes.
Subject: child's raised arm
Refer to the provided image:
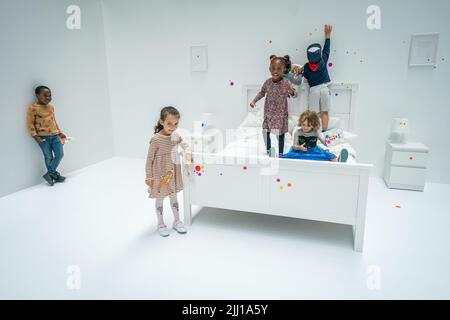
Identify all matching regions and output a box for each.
[323,24,332,63]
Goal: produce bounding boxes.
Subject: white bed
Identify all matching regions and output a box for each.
[181,83,372,252]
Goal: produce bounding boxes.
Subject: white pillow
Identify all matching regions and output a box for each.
[240,112,262,128]
[320,117,341,131]
[288,115,298,136]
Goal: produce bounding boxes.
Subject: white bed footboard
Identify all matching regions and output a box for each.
[182,153,372,252]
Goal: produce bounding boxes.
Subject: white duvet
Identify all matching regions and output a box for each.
[215,126,357,164]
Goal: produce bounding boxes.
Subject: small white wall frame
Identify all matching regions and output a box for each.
[409,33,439,67]
[190,45,208,72]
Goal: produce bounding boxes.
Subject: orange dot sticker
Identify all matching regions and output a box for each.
[280,186,284,190]
[287,183,292,188]
[395,205,401,209]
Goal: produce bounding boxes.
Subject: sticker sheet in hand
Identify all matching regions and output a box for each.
[290,64,303,80]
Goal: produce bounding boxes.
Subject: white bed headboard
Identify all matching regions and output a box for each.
[243,82,359,131]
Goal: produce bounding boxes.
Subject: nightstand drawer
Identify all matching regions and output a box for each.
[391,151,427,167]
[389,166,426,187]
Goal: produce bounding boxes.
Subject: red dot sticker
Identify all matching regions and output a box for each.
[243,166,248,170]
[328,62,333,67]
[229,81,235,86]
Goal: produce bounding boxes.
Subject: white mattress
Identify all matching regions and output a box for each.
[215,126,357,164]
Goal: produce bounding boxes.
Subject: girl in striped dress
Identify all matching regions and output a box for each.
[145,106,192,237]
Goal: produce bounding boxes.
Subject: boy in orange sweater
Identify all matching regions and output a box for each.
[27,86,67,186]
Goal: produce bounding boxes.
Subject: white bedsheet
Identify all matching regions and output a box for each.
[215,126,357,164]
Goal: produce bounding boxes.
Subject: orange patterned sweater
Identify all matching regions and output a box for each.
[26,104,61,137]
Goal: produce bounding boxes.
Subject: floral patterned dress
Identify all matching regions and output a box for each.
[252,78,295,135]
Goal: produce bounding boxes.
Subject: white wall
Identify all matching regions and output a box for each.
[102,0,450,183]
[0,0,114,197]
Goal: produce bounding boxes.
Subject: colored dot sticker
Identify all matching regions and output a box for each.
[335,93,339,96]
[195,166,201,171]
[395,205,401,209]
[276,178,281,183]
[328,62,333,67]
[409,156,413,160]
[309,32,313,36]
[280,186,284,190]
[269,40,272,44]
[243,166,248,170]
[287,183,292,188]
[229,81,235,86]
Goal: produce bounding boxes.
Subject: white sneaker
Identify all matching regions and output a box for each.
[158,225,170,237]
[173,221,187,234]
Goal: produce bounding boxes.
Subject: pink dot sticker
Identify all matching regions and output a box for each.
[229,81,235,86]
[276,178,281,183]
[328,62,333,67]
[243,166,248,170]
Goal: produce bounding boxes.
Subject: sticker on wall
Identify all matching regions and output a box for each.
[243,166,248,171]
[194,165,205,176]
[328,62,333,68]
[269,40,272,44]
[229,80,235,87]
[395,205,401,209]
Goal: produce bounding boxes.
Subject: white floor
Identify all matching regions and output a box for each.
[0,157,449,299]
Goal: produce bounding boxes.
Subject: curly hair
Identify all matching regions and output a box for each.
[299,110,321,131]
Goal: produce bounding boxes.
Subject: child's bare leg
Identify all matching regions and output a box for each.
[155,198,165,226]
[321,111,329,131]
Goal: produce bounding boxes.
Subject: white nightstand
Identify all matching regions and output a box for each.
[186,129,220,153]
[383,141,429,191]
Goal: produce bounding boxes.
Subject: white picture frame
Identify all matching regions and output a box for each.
[190,45,208,72]
[408,33,439,67]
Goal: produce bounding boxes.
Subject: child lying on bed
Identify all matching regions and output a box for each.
[281,110,348,162]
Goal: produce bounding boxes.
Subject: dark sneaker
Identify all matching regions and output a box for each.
[43,172,55,186]
[50,172,66,183]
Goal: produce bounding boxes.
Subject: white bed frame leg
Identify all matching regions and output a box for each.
[353,173,370,252]
[181,159,192,226]
[183,189,192,226]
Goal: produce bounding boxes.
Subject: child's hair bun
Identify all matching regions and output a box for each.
[284,55,291,62]
[270,54,277,61]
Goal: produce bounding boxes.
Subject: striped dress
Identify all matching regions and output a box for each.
[145,132,190,199]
